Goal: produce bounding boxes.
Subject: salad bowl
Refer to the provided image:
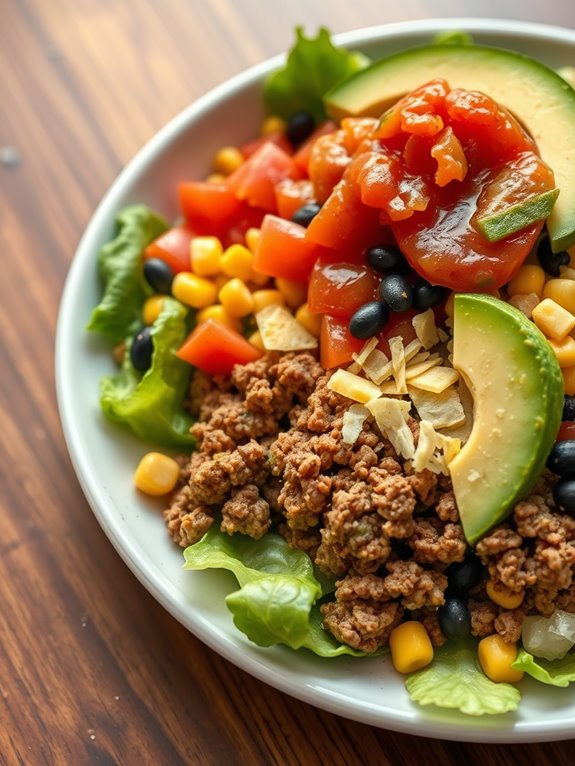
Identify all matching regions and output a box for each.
[56,17,575,742]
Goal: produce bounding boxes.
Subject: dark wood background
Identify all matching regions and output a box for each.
[2,0,575,763]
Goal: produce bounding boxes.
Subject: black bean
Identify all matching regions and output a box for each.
[547,440,575,477]
[292,202,322,228]
[412,278,448,310]
[553,478,575,515]
[437,594,471,642]
[365,244,409,274]
[349,301,390,340]
[286,111,315,147]
[130,326,154,371]
[537,236,570,277]
[379,274,413,312]
[563,396,575,421]
[447,551,483,593]
[143,258,174,294]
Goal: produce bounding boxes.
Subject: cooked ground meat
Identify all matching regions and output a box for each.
[166,351,575,653]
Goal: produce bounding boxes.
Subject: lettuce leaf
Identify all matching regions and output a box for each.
[512,648,575,687]
[183,528,363,656]
[100,297,194,447]
[87,205,168,344]
[263,27,369,123]
[406,642,521,716]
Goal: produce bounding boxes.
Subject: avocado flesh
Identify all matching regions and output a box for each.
[449,294,563,544]
[476,188,560,243]
[324,44,575,252]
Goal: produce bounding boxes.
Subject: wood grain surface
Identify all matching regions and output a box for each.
[2,0,575,763]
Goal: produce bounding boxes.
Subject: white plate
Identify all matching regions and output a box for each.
[56,18,575,742]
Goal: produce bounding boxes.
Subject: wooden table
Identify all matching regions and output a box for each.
[2,0,575,762]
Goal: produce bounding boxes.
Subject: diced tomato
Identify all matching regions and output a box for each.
[293,120,338,174]
[253,214,330,282]
[179,181,242,229]
[144,226,194,273]
[320,314,365,369]
[308,257,380,318]
[378,309,419,356]
[308,130,350,203]
[556,422,575,441]
[240,131,294,158]
[275,178,316,220]
[176,319,261,376]
[226,141,302,213]
[340,117,379,154]
[221,203,266,247]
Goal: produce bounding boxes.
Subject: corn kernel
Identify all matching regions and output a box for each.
[295,303,322,337]
[142,295,165,326]
[220,244,254,281]
[219,278,256,318]
[248,330,265,351]
[196,304,242,332]
[547,335,575,368]
[543,278,575,314]
[275,277,308,309]
[389,621,434,674]
[245,227,261,254]
[531,298,575,340]
[261,115,288,136]
[134,452,180,496]
[507,264,546,299]
[172,272,218,309]
[563,366,575,395]
[486,579,525,609]
[213,146,244,176]
[478,634,524,684]
[252,289,285,313]
[444,292,455,317]
[190,236,223,276]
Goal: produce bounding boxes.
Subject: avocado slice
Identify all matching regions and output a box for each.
[324,44,575,252]
[449,294,563,544]
[476,188,560,243]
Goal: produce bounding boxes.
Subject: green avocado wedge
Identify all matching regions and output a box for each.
[324,44,575,252]
[449,294,563,545]
[476,188,560,243]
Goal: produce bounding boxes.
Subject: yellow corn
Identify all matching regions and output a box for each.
[478,634,524,683]
[245,227,261,254]
[547,335,575,368]
[563,366,575,395]
[219,278,256,318]
[507,264,546,299]
[248,330,265,351]
[261,115,288,136]
[142,295,165,326]
[252,289,285,313]
[388,621,434,674]
[486,579,525,610]
[196,304,242,332]
[531,298,575,340]
[295,303,322,337]
[275,277,308,309]
[212,145,244,176]
[543,278,575,314]
[172,272,218,309]
[134,452,180,496]
[444,292,455,317]
[220,244,255,281]
[190,236,223,276]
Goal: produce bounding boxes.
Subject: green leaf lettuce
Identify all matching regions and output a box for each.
[513,648,575,687]
[183,527,364,657]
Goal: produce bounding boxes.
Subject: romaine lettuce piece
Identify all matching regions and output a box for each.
[183,528,363,656]
[406,642,521,716]
[87,205,168,344]
[264,27,369,123]
[513,648,575,687]
[100,297,194,447]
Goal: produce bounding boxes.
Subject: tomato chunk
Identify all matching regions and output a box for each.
[253,214,329,282]
[275,178,316,220]
[320,315,365,369]
[308,257,380,318]
[557,422,575,441]
[176,319,261,376]
[179,181,242,229]
[144,226,194,273]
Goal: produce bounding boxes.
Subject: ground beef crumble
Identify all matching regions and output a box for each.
[164,352,575,653]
